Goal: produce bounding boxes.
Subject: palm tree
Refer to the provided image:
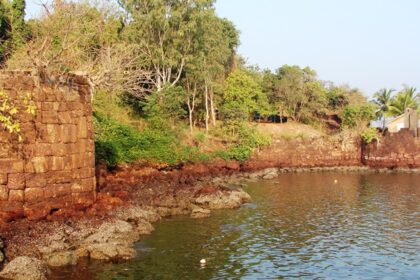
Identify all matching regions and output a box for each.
[388,87,419,116]
[372,88,394,130]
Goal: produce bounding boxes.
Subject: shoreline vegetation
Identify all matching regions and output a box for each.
[0,0,418,176]
[0,0,419,279]
[0,0,417,173]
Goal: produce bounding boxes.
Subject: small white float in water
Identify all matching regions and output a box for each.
[200,259,206,265]
[334,179,338,184]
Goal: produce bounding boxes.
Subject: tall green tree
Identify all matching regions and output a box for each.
[341,104,376,130]
[182,10,238,132]
[372,88,394,130]
[121,0,215,91]
[269,65,327,122]
[0,0,11,65]
[388,87,419,116]
[10,0,28,48]
[222,69,269,123]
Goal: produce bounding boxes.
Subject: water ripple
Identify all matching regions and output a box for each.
[51,173,420,280]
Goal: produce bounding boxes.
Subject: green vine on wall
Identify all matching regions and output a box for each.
[0,90,36,142]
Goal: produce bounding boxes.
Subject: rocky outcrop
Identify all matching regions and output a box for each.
[194,188,251,210]
[0,238,4,265]
[113,206,159,235]
[81,220,139,261]
[37,231,75,267]
[0,185,251,276]
[190,207,211,219]
[0,256,48,280]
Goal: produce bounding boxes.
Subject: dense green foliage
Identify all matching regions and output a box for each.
[10,0,28,48]
[214,124,271,162]
[94,111,271,166]
[341,105,376,129]
[0,0,29,65]
[1,0,417,167]
[94,113,194,167]
[222,70,269,122]
[388,87,419,116]
[372,88,394,130]
[361,127,379,144]
[0,1,10,64]
[263,65,327,123]
[143,86,187,121]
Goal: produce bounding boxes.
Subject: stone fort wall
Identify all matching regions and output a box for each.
[363,128,420,168]
[244,129,420,171]
[243,135,362,170]
[0,71,96,221]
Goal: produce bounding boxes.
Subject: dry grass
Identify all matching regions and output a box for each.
[255,121,326,140]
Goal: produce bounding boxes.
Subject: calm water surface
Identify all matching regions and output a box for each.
[51,173,420,279]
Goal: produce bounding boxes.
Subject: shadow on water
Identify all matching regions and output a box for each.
[49,172,420,279]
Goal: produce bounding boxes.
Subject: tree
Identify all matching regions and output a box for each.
[270,65,327,122]
[372,88,394,130]
[181,11,238,132]
[6,1,145,96]
[10,0,28,48]
[222,70,269,123]
[120,0,215,91]
[388,87,419,116]
[341,104,376,130]
[0,0,11,65]
[143,85,187,121]
[0,0,30,66]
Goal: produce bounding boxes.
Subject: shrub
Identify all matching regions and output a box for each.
[143,86,187,120]
[341,104,375,129]
[361,127,379,144]
[195,132,206,144]
[94,113,195,166]
[214,123,271,161]
[95,140,119,167]
[0,91,36,141]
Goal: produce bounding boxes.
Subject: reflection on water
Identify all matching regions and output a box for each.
[51,173,420,279]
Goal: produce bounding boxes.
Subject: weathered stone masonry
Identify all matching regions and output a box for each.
[244,130,420,171]
[363,129,420,168]
[0,72,96,221]
[244,136,362,170]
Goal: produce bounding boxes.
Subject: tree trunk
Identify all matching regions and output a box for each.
[279,107,283,124]
[205,81,209,133]
[210,86,216,126]
[382,116,386,132]
[189,106,194,133]
[187,82,196,134]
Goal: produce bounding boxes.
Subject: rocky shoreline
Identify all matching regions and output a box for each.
[1,161,419,279]
[0,190,250,280]
[0,163,252,280]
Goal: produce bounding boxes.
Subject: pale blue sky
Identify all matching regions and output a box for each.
[26,0,419,96]
[215,0,420,95]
